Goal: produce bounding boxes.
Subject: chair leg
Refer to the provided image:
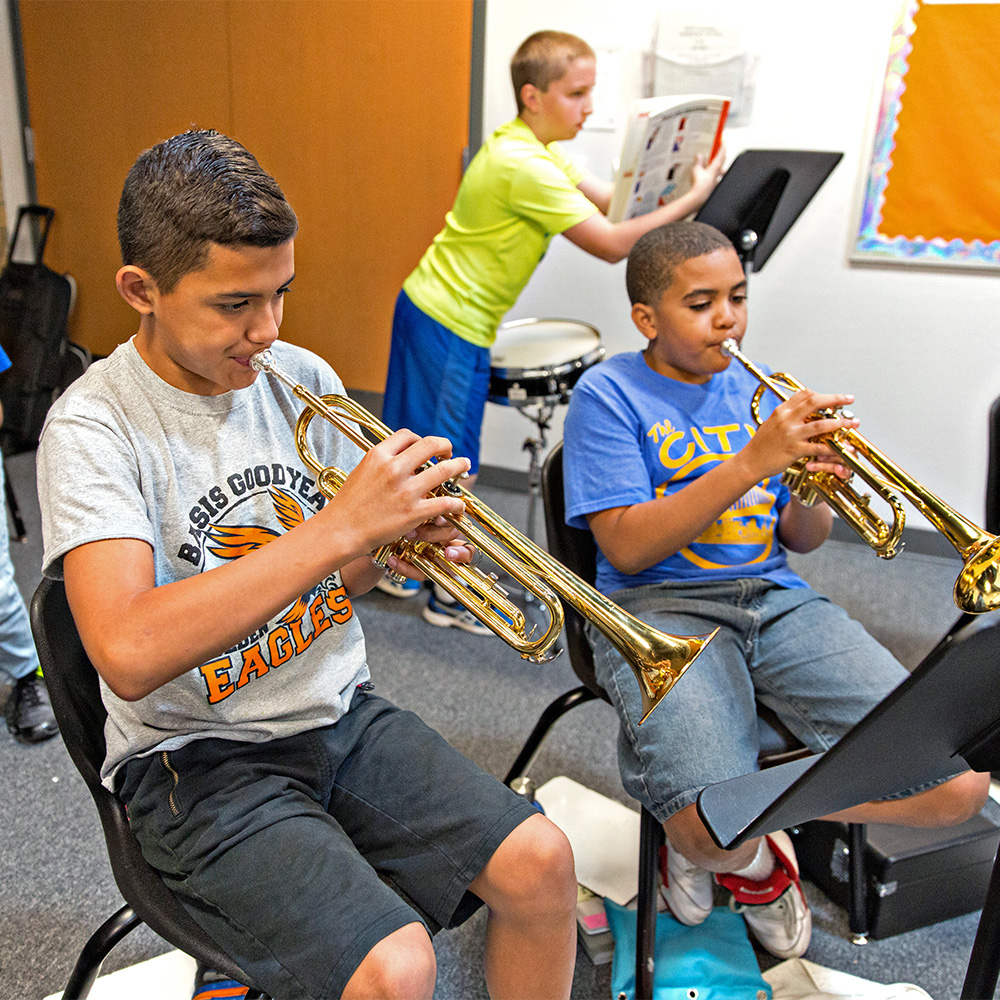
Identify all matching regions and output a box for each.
[4,461,25,542]
[62,904,141,999]
[847,822,869,945]
[636,806,663,1000]
[944,613,977,640]
[502,686,598,786]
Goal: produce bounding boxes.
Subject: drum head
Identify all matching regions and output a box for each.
[488,318,604,407]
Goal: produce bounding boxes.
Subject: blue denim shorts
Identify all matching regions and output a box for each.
[120,692,536,999]
[588,579,921,824]
[381,290,492,474]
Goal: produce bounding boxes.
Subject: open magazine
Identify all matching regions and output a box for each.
[607,94,730,223]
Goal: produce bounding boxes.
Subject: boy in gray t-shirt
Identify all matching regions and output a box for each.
[36,130,577,1000]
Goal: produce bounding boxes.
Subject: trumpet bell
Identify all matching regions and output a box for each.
[955,535,1000,615]
[631,626,719,724]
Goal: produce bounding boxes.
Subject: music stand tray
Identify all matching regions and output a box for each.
[696,615,1000,997]
[694,149,843,273]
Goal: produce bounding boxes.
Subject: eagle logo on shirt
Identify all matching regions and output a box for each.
[204,487,318,627]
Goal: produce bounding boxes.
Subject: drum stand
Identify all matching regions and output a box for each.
[515,400,557,549]
[506,400,559,631]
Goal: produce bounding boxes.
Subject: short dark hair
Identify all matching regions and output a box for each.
[510,31,595,115]
[626,221,735,306]
[117,129,299,293]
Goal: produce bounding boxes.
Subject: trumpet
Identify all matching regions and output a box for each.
[720,338,1000,615]
[250,349,717,723]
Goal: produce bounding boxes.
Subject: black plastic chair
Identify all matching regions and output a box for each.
[4,456,26,540]
[984,394,1000,537]
[30,577,269,1000]
[506,442,865,997]
[947,393,1000,641]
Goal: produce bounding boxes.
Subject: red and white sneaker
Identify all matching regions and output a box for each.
[659,839,714,926]
[715,830,811,959]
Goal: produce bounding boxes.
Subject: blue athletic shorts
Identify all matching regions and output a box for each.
[382,290,491,473]
[120,692,536,998]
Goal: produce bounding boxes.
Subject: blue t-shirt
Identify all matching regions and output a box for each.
[563,351,807,595]
[0,344,10,375]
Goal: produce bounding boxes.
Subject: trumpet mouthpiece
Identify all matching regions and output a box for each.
[720,338,738,357]
[250,349,275,373]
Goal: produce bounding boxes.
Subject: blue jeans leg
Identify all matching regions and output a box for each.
[589,579,910,824]
[0,460,36,683]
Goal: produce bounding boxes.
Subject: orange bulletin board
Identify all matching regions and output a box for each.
[853,0,1000,268]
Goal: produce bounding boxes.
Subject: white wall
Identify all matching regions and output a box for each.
[480,0,999,536]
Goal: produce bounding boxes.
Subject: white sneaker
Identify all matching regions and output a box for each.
[659,840,713,926]
[422,592,492,635]
[375,575,422,598]
[717,830,811,959]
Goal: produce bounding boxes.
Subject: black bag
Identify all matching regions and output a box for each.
[0,205,79,454]
[792,806,1000,939]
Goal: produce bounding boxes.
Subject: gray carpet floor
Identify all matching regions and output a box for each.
[0,445,995,999]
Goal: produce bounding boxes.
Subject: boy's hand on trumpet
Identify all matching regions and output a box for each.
[741,388,859,484]
[385,516,477,583]
[328,427,473,570]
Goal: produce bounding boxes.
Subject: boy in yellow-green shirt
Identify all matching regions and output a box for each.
[381,29,724,629]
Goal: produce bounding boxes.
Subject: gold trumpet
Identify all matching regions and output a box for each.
[250,348,717,723]
[721,337,1000,615]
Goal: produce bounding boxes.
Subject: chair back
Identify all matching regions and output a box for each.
[540,442,606,701]
[986,394,1000,535]
[30,577,254,983]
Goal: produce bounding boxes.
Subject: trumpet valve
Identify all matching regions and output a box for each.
[782,463,819,506]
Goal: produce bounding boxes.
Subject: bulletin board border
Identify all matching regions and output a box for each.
[850,0,1000,271]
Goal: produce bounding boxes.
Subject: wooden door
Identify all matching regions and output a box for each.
[18,0,472,390]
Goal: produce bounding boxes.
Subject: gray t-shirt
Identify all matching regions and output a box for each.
[37,338,370,788]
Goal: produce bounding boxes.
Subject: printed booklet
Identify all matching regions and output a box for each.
[607,94,730,223]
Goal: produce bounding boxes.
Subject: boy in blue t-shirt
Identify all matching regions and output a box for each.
[563,220,989,959]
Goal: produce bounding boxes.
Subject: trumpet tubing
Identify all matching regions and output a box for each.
[251,349,717,722]
[721,338,1000,614]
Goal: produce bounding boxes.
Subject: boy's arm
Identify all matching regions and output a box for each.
[576,172,614,214]
[776,496,834,554]
[63,430,470,702]
[587,390,859,575]
[561,150,724,263]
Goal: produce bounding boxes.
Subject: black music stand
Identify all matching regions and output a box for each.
[696,615,1000,999]
[694,149,843,276]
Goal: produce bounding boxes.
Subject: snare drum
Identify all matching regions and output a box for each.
[488,318,604,407]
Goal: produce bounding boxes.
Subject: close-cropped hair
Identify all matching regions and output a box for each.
[511,30,595,114]
[626,221,735,306]
[117,129,299,293]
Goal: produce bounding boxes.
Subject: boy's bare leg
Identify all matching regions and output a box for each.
[823,768,990,828]
[665,769,991,873]
[469,812,577,1000]
[665,802,761,872]
[342,922,436,1000]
